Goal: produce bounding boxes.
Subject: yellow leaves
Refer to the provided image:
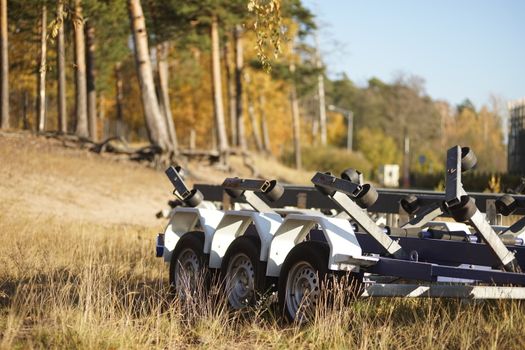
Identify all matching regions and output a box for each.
[247,0,283,72]
[356,127,401,174]
[443,105,506,173]
[326,112,346,145]
[486,175,501,193]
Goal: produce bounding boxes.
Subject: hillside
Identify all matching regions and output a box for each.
[0,132,170,227]
[0,132,311,228]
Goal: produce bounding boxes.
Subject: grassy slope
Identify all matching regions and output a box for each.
[1,132,525,349]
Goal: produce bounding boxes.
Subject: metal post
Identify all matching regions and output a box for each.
[403,134,410,188]
[347,111,353,151]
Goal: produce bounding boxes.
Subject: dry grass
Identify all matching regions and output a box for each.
[2,211,525,349]
[2,133,525,349]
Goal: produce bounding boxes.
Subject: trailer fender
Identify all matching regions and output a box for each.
[163,208,224,263]
[266,214,364,277]
[209,211,282,269]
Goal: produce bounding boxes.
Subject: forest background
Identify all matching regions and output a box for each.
[0,0,514,190]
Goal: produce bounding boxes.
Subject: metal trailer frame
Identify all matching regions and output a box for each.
[156,146,525,322]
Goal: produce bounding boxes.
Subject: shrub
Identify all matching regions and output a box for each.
[281,146,372,178]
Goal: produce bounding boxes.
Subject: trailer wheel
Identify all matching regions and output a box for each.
[221,236,266,309]
[278,241,361,323]
[169,232,207,299]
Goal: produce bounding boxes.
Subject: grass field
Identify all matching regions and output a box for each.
[1,133,525,349]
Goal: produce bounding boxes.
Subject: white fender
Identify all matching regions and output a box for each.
[163,208,224,263]
[208,211,282,269]
[266,214,364,277]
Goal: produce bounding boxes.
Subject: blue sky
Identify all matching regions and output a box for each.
[304,0,525,108]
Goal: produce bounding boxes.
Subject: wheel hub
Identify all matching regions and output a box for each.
[174,248,200,298]
[286,261,320,322]
[226,253,255,309]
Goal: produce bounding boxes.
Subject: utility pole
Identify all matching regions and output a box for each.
[315,32,327,146]
[403,132,410,188]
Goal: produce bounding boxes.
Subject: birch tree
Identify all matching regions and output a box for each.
[37,4,47,132]
[127,0,172,152]
[210,14,229,158]
[85,21,97,140]
[73,0,88,138]
[56,0,67,133]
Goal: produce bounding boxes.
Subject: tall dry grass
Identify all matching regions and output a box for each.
[2,206,525,349]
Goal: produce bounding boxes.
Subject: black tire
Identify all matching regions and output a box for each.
[221,236,267,309]
[169,231,207,298]
[278,241,362,323]
[355,184,378,209]
[461,147,477,172]
[341,168,361,184]
[496,194,518,216]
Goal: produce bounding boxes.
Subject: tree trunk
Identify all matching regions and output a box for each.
[223,38,236,146]
[37,4,47,132]
[245,73,262,151]
[22,90,29,130]
[290,64,301,169]
[259,94,270,153]
[233,24,245,150]
[247,95,262,152]
[315,33,327,146]
[73,0,88,137]
[0,0,9,129]
[85,21,97,140]
[98,93,105,122]
[114,62,123,137]
[127,0,172,152]
[210,14,229,158]
[157,41,178,153]
[56,0,67,133]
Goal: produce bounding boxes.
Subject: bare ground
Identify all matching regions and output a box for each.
[0,132,174,227]
[0,132,310,227]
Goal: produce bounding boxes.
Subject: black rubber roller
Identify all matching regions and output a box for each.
[184,189,203,207]
[315,184,335,197]
[447,195,477,222]
[224,188,245,198]
[460,147,477,172]
[174,165,186,179]
[355,184,378,209]
[400,194,420,215]
[263,180,284,202]
[341,168,362,184]
[495,194,518,216]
